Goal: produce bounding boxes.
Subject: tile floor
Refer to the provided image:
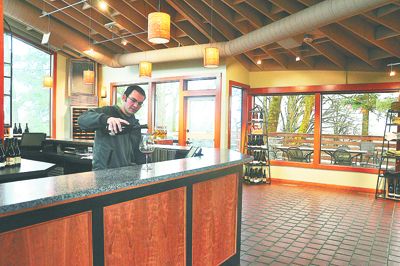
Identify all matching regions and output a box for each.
[240,182,400,265]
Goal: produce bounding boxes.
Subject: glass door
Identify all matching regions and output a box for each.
[186,96,215,148]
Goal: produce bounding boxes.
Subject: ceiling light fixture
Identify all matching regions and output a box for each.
[256,59,262,65]
[139,61,152,78]
[121,38,128,46]
[99,1,108,11]
[148,0,170,44]
[295,56,301,62]
[388,62,399,77]
[42,3,53,88]
[204,0,219,68]
[84,1,95,84]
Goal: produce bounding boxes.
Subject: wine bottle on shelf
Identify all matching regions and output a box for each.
[13,138,21,165]
[17,123,23,134]
[395,179,400,198]
[13,124,18,135]
[260,112,264,120]
[0,139,6,169]
[388,179,395,197]
[263,169,267,183]
[24,123,29,133]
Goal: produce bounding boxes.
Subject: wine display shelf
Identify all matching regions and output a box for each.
[243,105,271,185]
[71,107,95,140]
[376,109,400,200]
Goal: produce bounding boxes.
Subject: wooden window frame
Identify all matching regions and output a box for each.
[110,73,221,148]
[243,82,400,174]
[228,81,249,151]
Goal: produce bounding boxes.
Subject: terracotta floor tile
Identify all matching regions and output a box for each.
[240,183,400,266]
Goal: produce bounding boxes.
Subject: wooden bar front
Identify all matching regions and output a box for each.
[0,155,244,265]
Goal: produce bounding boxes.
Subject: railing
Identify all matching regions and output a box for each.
[268,132,389,168]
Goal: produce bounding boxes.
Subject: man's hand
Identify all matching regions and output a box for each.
[107,117,130,135]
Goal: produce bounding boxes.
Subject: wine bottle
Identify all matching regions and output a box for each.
[13,138,21,165]
[5,139,15,167]
[24,123,29,133]
[0,139,6,169]
[263,169,267,183]
[18,123,23,134]
[388,179,395,197]
[106,123,147,136]
[260,112,264,120]
[13,123,18,135]
[395,180,400,198]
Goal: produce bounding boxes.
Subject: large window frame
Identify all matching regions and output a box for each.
[228,81,249,151]
[3,30,54,136]
[110,73,221,147]
[244,82,400,174]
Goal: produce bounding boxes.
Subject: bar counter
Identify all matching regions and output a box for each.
[0,148,251,266]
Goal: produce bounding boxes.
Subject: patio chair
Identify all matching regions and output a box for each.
[287,147,308,162]
[337,145,350,150]
[332,149,353,166]
[360,142,378,167]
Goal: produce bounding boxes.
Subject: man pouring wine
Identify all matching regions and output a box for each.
[78,85,147,170]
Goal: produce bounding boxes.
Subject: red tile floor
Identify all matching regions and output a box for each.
[240,182,400,265]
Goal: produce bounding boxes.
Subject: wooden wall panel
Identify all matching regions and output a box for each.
[192,174,238,265]
[104,187,186,266]
[0,212,92,266]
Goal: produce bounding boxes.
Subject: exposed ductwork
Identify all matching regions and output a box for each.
[5,0,391,68]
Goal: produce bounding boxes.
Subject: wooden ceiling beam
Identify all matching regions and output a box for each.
[173,21,209,44]
[200,0,250,34]
[363,10,400,33]
[245,0,286,21]
[369,48,393,61]
[339,16,400,58]
[308,42,346,68]
[375,4,400,17]
[267,49,289,69]
[375,26,399,40]
[27,0,132,52]
[221,0,268,28]
[273,0,378,67]
[287,49,315,69]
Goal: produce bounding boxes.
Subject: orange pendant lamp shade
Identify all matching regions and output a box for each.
[139,61,152,78]
[204,47,219,68]
[148,12,170,44]
[43,76,53,88]
[83,70,95,84]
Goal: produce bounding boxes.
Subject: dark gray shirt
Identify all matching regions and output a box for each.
[77,105,145,170]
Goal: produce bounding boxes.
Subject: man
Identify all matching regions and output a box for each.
[78,85,146,170]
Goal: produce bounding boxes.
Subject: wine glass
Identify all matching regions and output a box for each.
[139,133,155,170]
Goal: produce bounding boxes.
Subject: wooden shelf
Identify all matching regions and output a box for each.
[71,107,95,140]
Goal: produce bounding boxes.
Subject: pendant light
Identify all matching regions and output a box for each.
[204,0,219,68]
[83,1,94,84]
[42,5,53,88]
[147,0,170,44]
[139,61,152,78]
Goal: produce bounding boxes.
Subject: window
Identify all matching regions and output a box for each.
[321,92,397,168]
[186,77,217,91]
[3,33,52,135]
[154,82,180,141]
[256,95,315,162]
[115,84,149,125]
[229,86,243,151]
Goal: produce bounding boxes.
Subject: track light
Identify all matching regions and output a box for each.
[388,63,400,77]
[99,1,108,11]
[256,59,262,65]
[121,38,128,46]
[295,56,301,62]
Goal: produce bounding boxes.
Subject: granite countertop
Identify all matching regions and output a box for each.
[0,148,252,215]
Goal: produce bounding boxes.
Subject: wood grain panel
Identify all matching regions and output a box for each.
[0,212,92,266]
[104,187,186,266]
[192,174,238,266]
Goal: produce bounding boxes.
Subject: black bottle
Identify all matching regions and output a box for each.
[5,139,15,167]
[395,179,400,198]
[263,169,267,183]
[24,123,29,133]
[13,123,18,135]
[0,139,6,169]
[17,123,23,134]
[388,179,395,197]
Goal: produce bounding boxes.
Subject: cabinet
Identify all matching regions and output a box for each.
[243,105,271,184]
[71,107,95,140]
[375,109,400,199]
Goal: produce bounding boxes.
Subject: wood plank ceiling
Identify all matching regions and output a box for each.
[5,0,400,71]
